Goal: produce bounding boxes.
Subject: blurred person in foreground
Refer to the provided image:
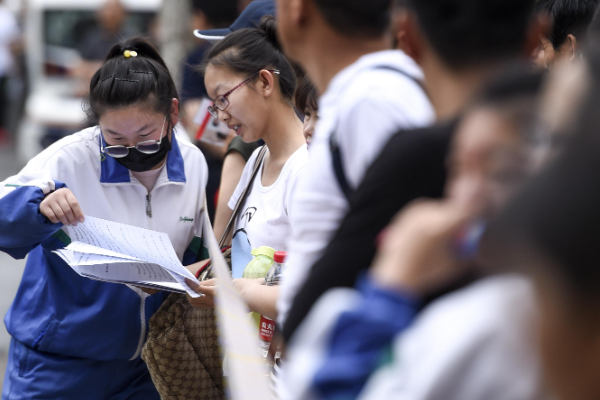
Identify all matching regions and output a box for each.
[275,0,435,328]
[535,0,600,68]
[283,66,550,400]
[281,0,549,344]
[485,59,600,400]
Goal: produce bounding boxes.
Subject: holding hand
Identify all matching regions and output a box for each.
[186,278,217,309]
[40,188,84,226]
[371,200,473,296]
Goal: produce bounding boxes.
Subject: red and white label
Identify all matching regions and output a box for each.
[258,315,275,342]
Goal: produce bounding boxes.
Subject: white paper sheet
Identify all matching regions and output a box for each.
[66,217,197,279]
[65,242,143,262]
[54,216,201,297]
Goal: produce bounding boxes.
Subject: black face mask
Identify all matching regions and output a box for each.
[115,136,172,172]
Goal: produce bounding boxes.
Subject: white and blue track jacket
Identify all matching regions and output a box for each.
[0,127,209,361]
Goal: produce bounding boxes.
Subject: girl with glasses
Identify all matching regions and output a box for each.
[187,17,308,323]
[0,37,209,399]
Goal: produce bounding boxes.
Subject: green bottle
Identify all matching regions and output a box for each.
[242,246,275,328]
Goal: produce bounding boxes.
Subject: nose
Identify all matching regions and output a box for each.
[217,108,230,123]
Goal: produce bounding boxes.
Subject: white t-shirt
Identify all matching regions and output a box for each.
[228,145,309,278]
[278,50,435,324]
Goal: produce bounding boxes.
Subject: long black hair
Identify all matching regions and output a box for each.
[85,37,179,131]
[201,16,296,104]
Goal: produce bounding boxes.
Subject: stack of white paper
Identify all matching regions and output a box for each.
[53,216,201,298]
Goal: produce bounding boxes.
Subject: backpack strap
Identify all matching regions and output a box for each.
[329,66,427,201]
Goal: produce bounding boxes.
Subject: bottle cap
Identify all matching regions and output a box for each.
[251,246,275,259]
[274,251,287,263]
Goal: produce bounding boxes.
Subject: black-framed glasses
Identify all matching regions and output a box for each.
[207,69,281,118]
[101,115,168,158]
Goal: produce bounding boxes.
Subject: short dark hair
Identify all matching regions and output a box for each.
[546,0,600,48]
[474,65,545,109]
[467,66,545,160]
[536,0,555,13]
[295,75,318,112]
[312,0,394,38]
[192,0,238,28]
[201,16,296,103]
[406,0,536,70]
[85,37,178,131]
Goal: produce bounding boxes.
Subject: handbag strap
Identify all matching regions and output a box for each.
[218,145,268,248]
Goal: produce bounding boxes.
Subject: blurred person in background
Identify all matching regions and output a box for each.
[180,0,239,222]
[73,0,131,84]
[275,0,435,329]
[0,0,19,144]
[284,66,550,400]
[294,75,319,145]
[0,38,209,400]
[536,0,600,68]
[281,0,549,345]
[181,0,238,104]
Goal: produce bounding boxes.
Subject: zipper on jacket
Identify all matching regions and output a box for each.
[146,194,152,218]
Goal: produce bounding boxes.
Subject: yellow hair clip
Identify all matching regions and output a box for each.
[124,50,138,58]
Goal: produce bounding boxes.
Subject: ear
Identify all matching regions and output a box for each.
[524,14,552,58]
[170,98,180,127]
[394,12,411,54]
[567,34,579,60]
[257,70,276,99]
[289,0,308,27]
[401,12,424,64]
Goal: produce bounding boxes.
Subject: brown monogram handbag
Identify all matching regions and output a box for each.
[142,147,267,399]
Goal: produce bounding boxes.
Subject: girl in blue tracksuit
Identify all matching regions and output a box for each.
[0,37,209,399]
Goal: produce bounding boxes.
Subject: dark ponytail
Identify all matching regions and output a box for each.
[201,16,296,103]
[85,37,179,129]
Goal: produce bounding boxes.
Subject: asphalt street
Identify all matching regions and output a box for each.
[0,145,27,389]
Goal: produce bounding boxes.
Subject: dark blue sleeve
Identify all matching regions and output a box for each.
[313,275,420,400]
[0,182,66,259]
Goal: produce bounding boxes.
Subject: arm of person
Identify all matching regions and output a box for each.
[0,166,84,259]
[213,150,247,243]
[311,276,419,400]
[281,123,456,341]
[233,278,279,320]
[305,200,472,400]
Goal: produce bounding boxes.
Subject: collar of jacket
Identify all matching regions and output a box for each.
[99,130,186,184]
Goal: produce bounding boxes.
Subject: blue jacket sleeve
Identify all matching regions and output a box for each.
[0,182,66,259]
[312,275,420,400]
